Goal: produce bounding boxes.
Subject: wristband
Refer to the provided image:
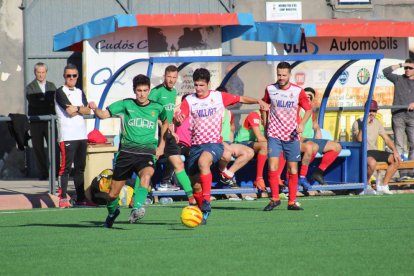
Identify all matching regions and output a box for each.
[77,106,80,112]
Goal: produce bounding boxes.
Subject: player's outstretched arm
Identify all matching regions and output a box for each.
[239,96,269,111]
[89,101,111,119]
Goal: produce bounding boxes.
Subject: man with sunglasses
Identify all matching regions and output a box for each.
[55,64,92,208]
[383,60,414,178]
[352,100,401,195]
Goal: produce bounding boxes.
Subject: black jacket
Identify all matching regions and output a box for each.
[25,80,57,116]
[8,113,30,151]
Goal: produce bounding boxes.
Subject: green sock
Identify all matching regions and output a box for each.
[133,186,148,209]
[176,170,193,198]
[107,198,119,215]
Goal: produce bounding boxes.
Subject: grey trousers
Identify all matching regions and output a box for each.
[392,112,414,160]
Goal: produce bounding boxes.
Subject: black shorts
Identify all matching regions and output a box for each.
[112,150,155,181]
[163,131,181,157]
[367,150,392,163]
[303,138,328,155]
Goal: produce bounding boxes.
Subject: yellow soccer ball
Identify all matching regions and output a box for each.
[181,206,203,228]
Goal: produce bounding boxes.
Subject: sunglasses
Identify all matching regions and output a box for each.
[404,67,414,70]
[369,110,377,113]
[65,74,78,78]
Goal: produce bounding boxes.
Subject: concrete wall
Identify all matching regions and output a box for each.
[0,0,24,115]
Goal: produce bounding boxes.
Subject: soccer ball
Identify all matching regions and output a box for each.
[181,206,203,228]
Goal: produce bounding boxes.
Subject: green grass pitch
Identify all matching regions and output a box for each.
[1,194,413,275]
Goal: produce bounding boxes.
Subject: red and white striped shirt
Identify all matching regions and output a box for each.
[180,90,240,145]
[263,83,311,141]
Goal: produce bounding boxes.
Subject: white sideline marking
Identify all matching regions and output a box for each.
[0,194,396,215]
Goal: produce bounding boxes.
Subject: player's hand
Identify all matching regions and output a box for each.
[394,152,402,164]
[258,99,269,111]
[296,123,304,133]
[174,113,186,126]
[88,101,97,110]
[408,102,414,111]
[155,146,164,160]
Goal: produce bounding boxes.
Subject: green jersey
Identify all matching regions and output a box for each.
[149,84,177,123]
[300,109,314,139]
[108,99,167,154]
[221,109,232,142]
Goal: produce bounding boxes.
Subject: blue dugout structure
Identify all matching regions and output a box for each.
[96,53,383,194]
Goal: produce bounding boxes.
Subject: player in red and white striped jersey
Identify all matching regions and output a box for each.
[175,68,268,224]
[262,62,312,211]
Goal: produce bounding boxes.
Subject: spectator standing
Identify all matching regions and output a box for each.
[262,62,312,211]
[352,100,401,195]
[383,60,414,177]
[55,64,91,208]
[25,62,57,180]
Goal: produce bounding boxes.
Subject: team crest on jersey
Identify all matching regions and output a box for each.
[151,111,155,117]
[210,98,215,105]
[289,93,294,99]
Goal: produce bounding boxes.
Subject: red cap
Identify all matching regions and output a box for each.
[365,100,378,111]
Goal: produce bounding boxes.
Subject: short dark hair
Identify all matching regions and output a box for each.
[304,87,316,95]
[405,58,414,63]
[133,74,151,91]
[63,63,78,74]
[193,68,210,83]
[165,65,178,74]
[277,62,291,72]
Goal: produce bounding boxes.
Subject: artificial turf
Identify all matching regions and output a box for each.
[1,194,413,275]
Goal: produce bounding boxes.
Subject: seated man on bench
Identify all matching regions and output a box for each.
[352,100,401,195]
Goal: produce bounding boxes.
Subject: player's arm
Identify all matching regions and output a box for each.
[297,90,312,134]
[380,132,401,164]
[156,119,169,160]
[76,92,92,115]
[174,99,189,126]
[229,111,235,143]
[313,117,322,139]
[88,101,111,119]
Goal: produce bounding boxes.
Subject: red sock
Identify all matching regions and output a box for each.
[199,173,212,202]
[275,153,286,177]
[256,154,267,179]
[309,153,316,164]
[193,191,203,209]
[268,170,280,201]
[299,164,309,178]
[319,151,339,171]
[287,172,298,205]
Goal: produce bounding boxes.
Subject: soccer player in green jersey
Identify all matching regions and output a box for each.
[145,65,195,203]
[89,74,169,228]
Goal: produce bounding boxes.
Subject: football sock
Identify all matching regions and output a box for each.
[256,153,267,179]
[287,172,298,205]
[300,164,309,178]
[200,173,212,202]
[133,186,148,209]
[193,191,203,209]
[221,169,234,178]
[275,153,286,177]
[319,151,339,171]
[176,170,193,198]
[107,198,119,215]
[268,170,280,201]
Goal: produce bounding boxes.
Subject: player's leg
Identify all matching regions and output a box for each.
[129,164,154,223]
[284,140,303,210]
[223,144,254,188]
[299,140,317,190]
[252,141,268,191]
[264,137,283,211]
[168,154,195,204]
[312,140,341,184]
[104,179,126,228]
[218,142,238,187]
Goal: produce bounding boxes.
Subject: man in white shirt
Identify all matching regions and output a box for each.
[55,64,92,208]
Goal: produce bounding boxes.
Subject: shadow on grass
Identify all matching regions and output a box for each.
[166,205,258,211]
[18,222,128,230]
